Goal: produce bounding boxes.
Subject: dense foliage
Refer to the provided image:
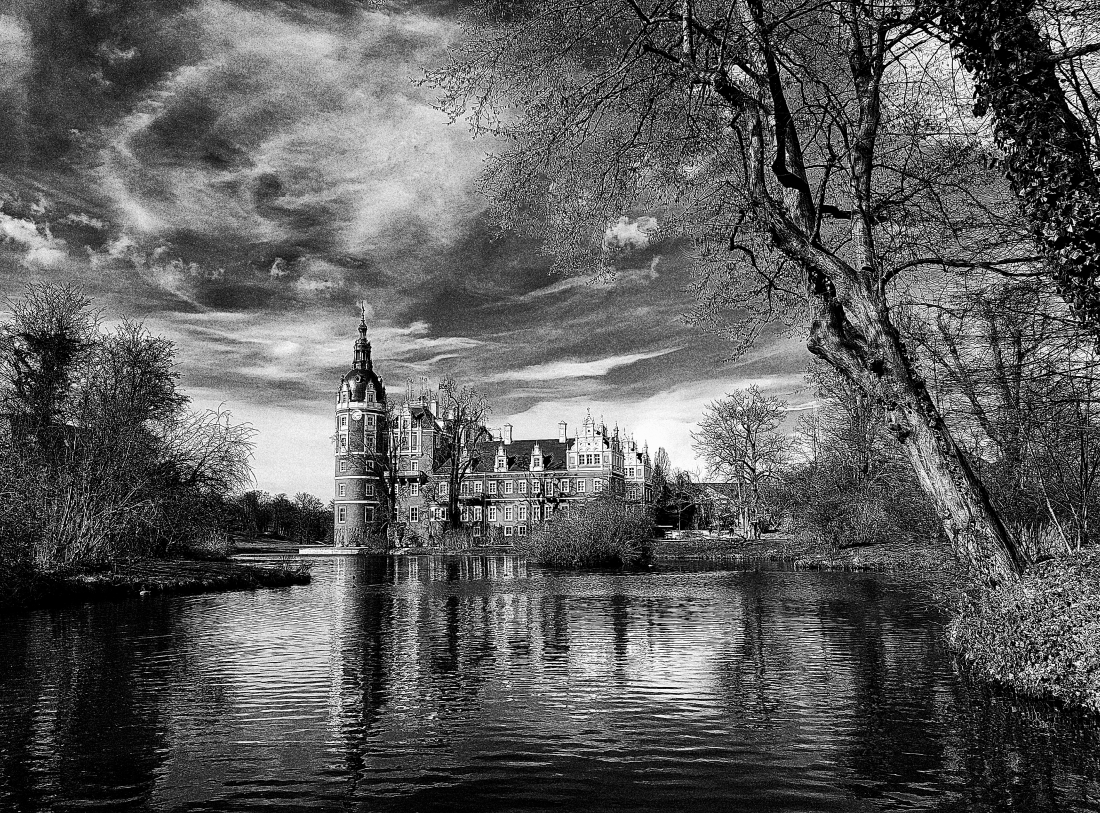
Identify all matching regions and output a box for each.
[948,549,1100,713]
[0,284,256,573]
[519,496,655,568]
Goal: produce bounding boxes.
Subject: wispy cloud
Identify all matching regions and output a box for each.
[485,348,681,382]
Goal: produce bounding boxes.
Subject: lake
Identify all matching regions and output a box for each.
[1,556,1098,812]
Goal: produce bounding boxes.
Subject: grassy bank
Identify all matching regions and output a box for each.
[653,533,956,573]
[947,549,1100,714]
[0,557,311,614]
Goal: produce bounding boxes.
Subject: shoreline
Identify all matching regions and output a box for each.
[649,533,957,574]
[0,557,311,615]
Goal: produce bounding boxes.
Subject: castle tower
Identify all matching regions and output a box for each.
[334,311,387,545]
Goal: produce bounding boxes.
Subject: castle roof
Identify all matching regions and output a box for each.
[439,437,574,474]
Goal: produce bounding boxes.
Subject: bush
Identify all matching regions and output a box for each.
[518,496,655,567]
[773,462,939,550]
[947,549,1100,713]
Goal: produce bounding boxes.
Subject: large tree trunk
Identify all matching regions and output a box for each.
[753,183,1024,583]
[925,0,1100,336]
[802,259,1025,585]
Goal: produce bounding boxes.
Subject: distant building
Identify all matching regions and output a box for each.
[332,316,655,545]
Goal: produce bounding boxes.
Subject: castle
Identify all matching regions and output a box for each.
[333,315,654,545]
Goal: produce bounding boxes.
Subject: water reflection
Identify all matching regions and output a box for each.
[1,557,1098,812]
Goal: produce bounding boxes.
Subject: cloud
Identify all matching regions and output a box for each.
[0,213,68,268]
[603,215,658,250]
[0,0,813,499]
[485,348,681,382]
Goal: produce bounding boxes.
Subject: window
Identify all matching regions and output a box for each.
[411,460,419,472]
[474,481,484,494]
[410,483,419,497]
[338,506,347,523]
[570,454,576,466]
[341,416,347,427]
[595,479,604,493]
[340,460,347,473]
[504,505,514,521]
[518,481,527,494]
[410,506,420,522]
[532,505,540,521]
[474,506,483,521]
[411,433,419,452]
[365,434,376,452]
[488,506,498,521]
[367,414,375,427]
[367,391,374,402]
[364,507,374,522]
[460,481,471,496]
[505,480,514,494]
[533,480,542,494]
[578,479,586,492]
[461,506,470,522]
[518,504,527,521]
[489,481,498,494]
[340,435,348,449]
[436,507,448,521]
[504,525,514,537]
[517,525,527,536]
[439,482,448,497]
[339,484,346,497]
[365,483,375,497]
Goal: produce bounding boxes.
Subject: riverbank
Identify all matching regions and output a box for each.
[947,548,1100,715]
[0,557,311,614]
[652,533,956,573]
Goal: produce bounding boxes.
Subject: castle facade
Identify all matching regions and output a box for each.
[332,316,655,545]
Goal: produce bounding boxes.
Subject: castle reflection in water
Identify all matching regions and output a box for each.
[3,558,1100,812]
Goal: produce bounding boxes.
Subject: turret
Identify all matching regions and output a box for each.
[352,315,372,371]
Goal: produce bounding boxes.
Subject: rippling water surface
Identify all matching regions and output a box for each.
[2,556,1099,812]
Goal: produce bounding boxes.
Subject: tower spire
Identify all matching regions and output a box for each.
[353,306,372,371]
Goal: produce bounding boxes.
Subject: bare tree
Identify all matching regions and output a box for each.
[362,399,402,538]
[436,376,492,531]
[693,386,791,537]
[0,284,257,569]
[433,0,1030,582]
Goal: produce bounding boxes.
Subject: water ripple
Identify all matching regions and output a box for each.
[1,557,1099,811]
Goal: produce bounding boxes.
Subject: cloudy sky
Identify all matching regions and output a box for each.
[0,0,810,497]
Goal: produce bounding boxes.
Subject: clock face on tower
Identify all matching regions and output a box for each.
[352,411,363,421]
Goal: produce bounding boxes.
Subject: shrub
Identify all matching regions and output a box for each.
[947,549,1100,713]
[772,461,939,550]
[518,496,655,567]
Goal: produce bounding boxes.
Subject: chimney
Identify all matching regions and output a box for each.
[503,423,513,445]
[430,398,439,415]
[558,421,567,443]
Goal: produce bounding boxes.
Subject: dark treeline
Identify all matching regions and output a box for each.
[232,491,332,545]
